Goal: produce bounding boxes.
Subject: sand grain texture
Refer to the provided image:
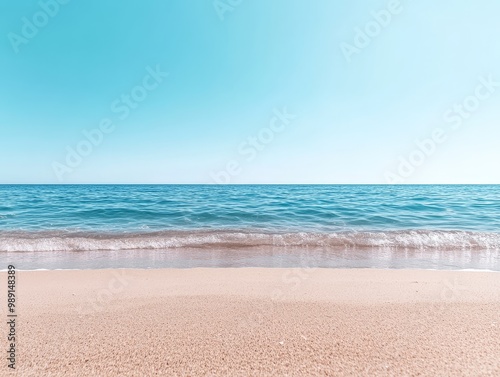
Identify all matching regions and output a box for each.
[1,268,500,376]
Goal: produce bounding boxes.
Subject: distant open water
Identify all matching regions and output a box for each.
[1,185,499,270]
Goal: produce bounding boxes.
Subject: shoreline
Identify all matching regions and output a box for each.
[0,266,500,273]
[1,268,500,376]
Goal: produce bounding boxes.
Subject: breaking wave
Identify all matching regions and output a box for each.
[1,229,500,252]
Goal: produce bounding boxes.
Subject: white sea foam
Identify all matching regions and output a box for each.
[1,230,500,252]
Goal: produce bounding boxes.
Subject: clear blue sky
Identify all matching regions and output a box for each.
[1,0,500,183]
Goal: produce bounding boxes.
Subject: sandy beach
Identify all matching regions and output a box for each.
[1,268,500,376]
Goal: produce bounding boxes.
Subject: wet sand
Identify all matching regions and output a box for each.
[1,268,500,376]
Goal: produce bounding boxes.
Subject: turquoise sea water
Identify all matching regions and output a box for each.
[1,185,499,270]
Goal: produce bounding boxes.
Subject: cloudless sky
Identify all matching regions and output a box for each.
[1,0,500,183]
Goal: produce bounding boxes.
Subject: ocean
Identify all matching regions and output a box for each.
[1,184,499,270]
